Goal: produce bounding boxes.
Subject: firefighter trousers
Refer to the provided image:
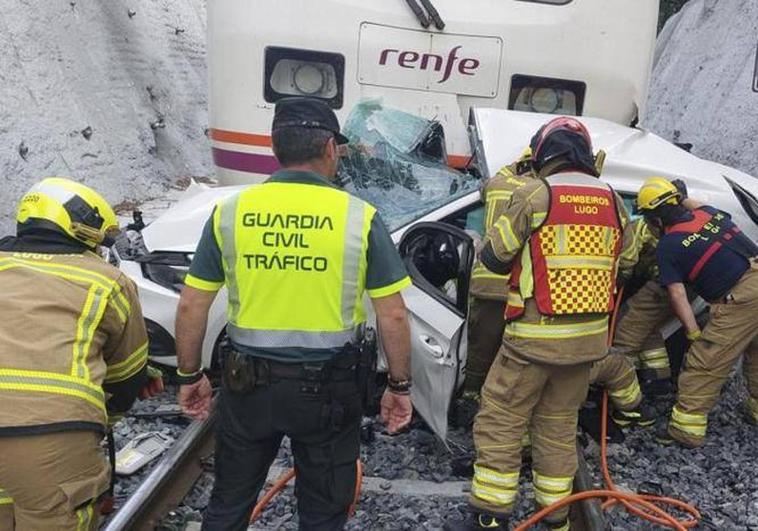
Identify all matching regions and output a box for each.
[614,281,672,380]
[470,348,590,525]
[465,298,506,395]
[0,430,109,531]
[589,353,642,411]
[669,265,758,447]
[203,355,362,531]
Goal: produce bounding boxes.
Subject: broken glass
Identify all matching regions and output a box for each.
[339,99,480,232]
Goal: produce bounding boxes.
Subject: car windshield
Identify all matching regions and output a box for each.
[339,100,480,232]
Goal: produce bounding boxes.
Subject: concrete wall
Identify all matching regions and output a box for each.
[0,0,210,232]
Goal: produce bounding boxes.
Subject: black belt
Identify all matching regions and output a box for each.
[234,351,359,383]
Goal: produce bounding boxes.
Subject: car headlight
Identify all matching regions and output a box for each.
[509,74,587,116]
[264,46,345,108]
[725,176,758,226]
[137,252,193,293]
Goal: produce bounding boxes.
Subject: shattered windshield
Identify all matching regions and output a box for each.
[339,100,480,232]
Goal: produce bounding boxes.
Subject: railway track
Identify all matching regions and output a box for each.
[104,411,216,531]
[101,406,606,531]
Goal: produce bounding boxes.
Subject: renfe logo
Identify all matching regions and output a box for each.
[379,46,480,84]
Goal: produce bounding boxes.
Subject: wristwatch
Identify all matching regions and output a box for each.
[175,368,204,385]
[387,377,412,395]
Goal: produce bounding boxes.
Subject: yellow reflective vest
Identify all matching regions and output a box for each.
[214,181,376,350]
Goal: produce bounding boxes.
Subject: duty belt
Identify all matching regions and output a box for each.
[230,350,359,387]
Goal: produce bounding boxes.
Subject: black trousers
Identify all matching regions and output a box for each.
[202,359,362,531]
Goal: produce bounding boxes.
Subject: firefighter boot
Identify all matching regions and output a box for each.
[611,402,655,428]
[444,509,508,530]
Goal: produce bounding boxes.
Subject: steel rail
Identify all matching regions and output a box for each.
[571,444,609,531]
[103,409,216,531]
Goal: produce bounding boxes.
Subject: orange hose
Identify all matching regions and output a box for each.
[249,459,363,523]
[514,286,701,530]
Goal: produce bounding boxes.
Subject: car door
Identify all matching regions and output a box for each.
[396,222,474,442]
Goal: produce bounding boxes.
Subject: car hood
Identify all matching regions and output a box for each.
[141,183,248,253]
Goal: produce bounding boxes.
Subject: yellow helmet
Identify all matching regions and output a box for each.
[636,177,681,213]
[16,177,119,248]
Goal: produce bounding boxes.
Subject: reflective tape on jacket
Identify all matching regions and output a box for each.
[214,182,375,350]
[0,369,105,412]
[0,488,12,505]
[505,316,609,340]
[670,405,707,437]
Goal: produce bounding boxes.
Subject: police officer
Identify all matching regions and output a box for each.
[446,117,636,531]
[636,177,758,447]
[464,149,535,397]
[175,97,414,530]
[0,178,150,530]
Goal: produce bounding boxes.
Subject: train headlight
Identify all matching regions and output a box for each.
[265,47,345,108]
[509,75,586,116]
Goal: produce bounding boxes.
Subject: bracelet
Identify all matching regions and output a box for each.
[176,368,204,385]
[387,377,412,395]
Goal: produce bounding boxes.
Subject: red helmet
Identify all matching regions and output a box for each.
[529,117,596,174]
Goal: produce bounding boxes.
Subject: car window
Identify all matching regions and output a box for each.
[619,192,642,220]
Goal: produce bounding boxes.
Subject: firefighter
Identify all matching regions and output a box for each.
[175,97,413,530]
[0,178,151,530]
[464,149,535,397]
[446,117,636,531]
[612,217,675,393]
[635,177,758,447]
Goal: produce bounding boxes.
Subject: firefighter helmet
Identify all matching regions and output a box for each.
[529,117,595,173]
[16,177,119,248]
[636,177,682,213]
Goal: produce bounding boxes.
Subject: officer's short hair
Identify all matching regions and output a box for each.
[272,127,333,166]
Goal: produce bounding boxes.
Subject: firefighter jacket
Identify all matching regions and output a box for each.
[0,241,148,436]
[618,217,660,282]
[482,173,636,365]
[470,162,536,300]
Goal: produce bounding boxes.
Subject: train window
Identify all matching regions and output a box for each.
[509,75,586,116]
[264,47,345,109]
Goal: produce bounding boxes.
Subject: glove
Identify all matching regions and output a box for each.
[686,329,702,341]
[139,365,165,399]
[671,178,688,200]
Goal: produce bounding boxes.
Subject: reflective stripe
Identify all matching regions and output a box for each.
[72,286,108,380]
[227,323,360,349]
[110,287,131,323]
[0,488,12,505]
[0,369,105,411]
[670,405,707,437]
[76,500,94,531]
[473,465,519,488]
[546,174,609,189]
[495,217,521,252]
[532,211,547,228]
[341,197,366,327]
[0,257,116,292]
[33,180,76,204]
[471,263,508,281]
[105,341,148,383]
[639,348,670,369]
[609,378,642,407]
[471,480,517,507]
[217,194,241,320]
[533,472,573,507]
[506,317,609,339]
[747,396,758,420]
[544,255,615,269]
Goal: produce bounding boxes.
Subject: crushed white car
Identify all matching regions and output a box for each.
[115,108,758,441]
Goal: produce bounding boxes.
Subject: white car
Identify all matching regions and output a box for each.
[115,109,758,440]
